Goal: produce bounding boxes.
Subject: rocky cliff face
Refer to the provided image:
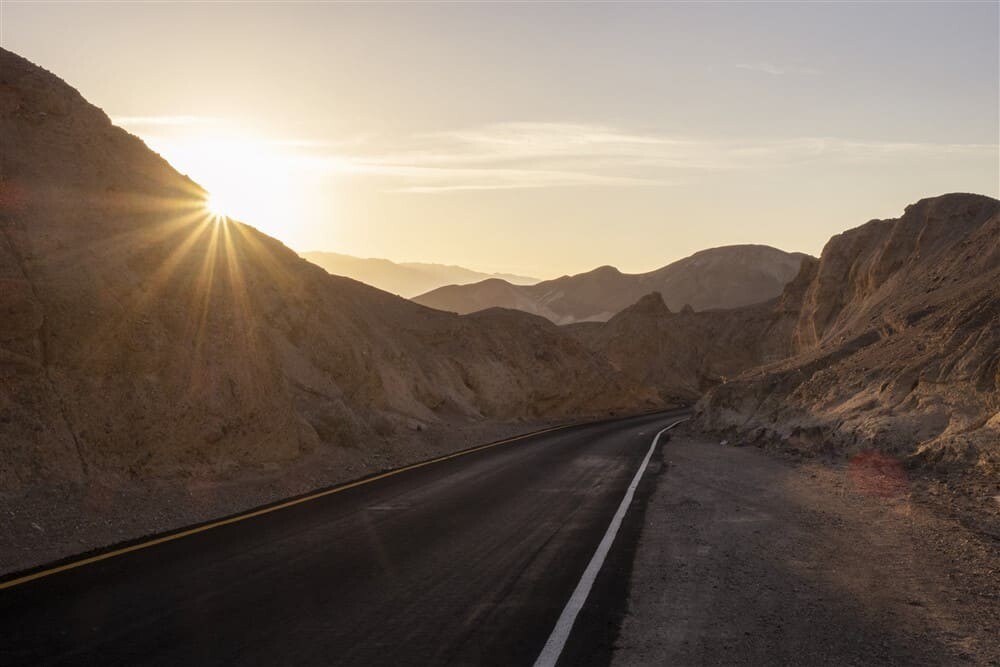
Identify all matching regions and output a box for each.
[0,47,654,498]
[414,245,810,324]
[697,193,999,477]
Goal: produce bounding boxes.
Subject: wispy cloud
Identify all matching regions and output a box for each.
[384,168,663,193]
[299,122,993,193]
[309,123,702,191]
[126,119,998,194]
[736,62,821,76]
[111,115,220,127]
[269,136,371,150]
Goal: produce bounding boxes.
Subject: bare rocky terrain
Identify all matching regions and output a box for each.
[0,48,655,573]
[695,193,999,530]
[413,245,809,324]
[299,251,537,298]
[566,194,997,530]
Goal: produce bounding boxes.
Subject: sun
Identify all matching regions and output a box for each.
[154,135,306,238]
[206,193,230,219]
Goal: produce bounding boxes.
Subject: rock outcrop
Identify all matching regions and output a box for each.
[697,193,1000,476]
[413,245,810,324]
[567,288,801,403]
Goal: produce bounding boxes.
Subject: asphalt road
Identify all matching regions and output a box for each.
[0,409,688,666]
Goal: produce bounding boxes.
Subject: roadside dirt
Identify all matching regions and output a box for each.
[0,418,563,577]
[613,427,1000,666]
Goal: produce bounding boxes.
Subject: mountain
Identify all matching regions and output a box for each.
[0,47,650,488]
[569,193,999,483]
[299,251,538,297]
[690,194,1000,478]
[0,48,655,569]
[413,245,810,324]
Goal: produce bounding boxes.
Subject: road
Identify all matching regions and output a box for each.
[0,410,688,666]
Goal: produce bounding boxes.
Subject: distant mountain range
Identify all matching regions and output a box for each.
[299,251,538,298]
[413,245,811,324]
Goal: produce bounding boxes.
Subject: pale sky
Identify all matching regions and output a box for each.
[2,1,998,278]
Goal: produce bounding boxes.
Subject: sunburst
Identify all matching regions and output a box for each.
[206,193,230,220]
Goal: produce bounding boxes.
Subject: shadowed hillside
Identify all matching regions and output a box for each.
[567,287,803,404]
[0,47,654,490]
[696,193,999,481]
[0,48,656,570]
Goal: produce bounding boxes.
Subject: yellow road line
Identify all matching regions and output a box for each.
[0,419,604,591]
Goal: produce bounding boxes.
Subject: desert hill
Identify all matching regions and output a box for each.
[693,193,999,477]
[571,192,999,483]
[299,250,537,297]
[413,245,809,324]
[566,284,803,403]
[0,46,655,570]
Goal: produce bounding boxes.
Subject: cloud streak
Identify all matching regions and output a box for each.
[125,119,998,194]
[305,123,994,193]
[736,62,821,76]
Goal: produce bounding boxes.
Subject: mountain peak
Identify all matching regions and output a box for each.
[623,291,671,317]
[591,265,622,275]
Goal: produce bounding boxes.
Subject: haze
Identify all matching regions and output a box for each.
[3,1,997,278]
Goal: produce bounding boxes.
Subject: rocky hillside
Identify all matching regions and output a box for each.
[413,245,809,324]
[697,193,999,477]
[567,285,804,403]
[300,251,537,298]
[0,47,654,500]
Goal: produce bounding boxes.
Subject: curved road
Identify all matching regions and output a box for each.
[0,410,688,666]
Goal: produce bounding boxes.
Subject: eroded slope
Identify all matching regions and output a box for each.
[0,47,651,499]
[697,193,999,477]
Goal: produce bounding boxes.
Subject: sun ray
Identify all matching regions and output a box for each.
[220,219,263,376]
[186,218,223,396]
[76,206,215,372]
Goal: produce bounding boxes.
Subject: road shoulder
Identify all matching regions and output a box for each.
[612,427,1000,666]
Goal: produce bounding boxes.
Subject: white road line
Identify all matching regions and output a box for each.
[533,417,690,667]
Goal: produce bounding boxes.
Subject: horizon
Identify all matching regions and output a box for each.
[3,2,998,278]
[298,239,818,281]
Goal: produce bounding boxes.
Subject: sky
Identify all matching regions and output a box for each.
[2,1,998,278]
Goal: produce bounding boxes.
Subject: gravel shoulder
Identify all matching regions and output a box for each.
[612,427,1000,666]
